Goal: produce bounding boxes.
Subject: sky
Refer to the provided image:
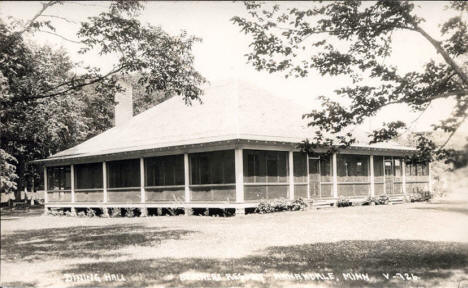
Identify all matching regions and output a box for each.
[1,1,465,144]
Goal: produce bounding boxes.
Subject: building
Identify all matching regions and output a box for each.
[36,81,430,215]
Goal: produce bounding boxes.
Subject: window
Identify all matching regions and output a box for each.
[145,155,184,186]
[75,163,103,189]
[190,150,235,185]
[107,159,140,188]
[47,166,71,190]
[337,154,369,177]
[243,150,288,183]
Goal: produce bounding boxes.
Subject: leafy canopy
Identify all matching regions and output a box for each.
[0,1,206,195]
[232,1,468,162]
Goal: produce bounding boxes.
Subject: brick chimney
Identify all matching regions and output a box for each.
[114,79,133,126]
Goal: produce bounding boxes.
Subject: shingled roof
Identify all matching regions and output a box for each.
[44,80,415,162]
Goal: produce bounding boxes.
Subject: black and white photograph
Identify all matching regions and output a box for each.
[1,1,467,287]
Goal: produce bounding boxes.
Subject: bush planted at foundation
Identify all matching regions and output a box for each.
[109,208,121,217]
[86,208,97,217]
[47,209,64,216]
[363,195,390,206]
[337,197,352,208]
[255,198,308,214]
[124,208,134,217]
[410,190,432,202]
[64,210,76,217]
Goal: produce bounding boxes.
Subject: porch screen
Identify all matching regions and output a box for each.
[293,152,308,199]
[47,166,71,202]
[293,152,307,183]
[107,159,140,188]
[243,150,289,200]
[190,150,235,201]
[337,154,369,178]
[145,154,185,201]
[373,156,385,195]
[47,166,71,190]
[337,154,370,197]
[74,162,103,202]
[75,163,103,189]
[405,160,429,182]
[145,155,184,186]
[320,155,332,181]
[190,150,235,185]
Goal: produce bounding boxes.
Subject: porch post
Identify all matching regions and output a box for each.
[140,158,145,203]
[306,154,310,199]
[332,152,338,198]
[402,159,407,196]
[43,166,48,214]
[289,151,294,200]
[71,164,75,203]
[102,162,107,203]
[370,155,375,197]
[184,153,190,203]
[382,157,386,194]
[428,162,432,193]
[235,148,244,203]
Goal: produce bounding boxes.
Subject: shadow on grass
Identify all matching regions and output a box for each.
[58,239,468,288]
[410,204,468,216]
[1,224,194,262]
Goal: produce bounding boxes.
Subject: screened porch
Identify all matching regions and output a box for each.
[44,147,431,205]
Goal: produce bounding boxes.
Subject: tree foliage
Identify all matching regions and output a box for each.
[0,1,206,196]
[232,1,468,162]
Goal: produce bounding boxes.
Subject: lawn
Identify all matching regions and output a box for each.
[1,201,468,288]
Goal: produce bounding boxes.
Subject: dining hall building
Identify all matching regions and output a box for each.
[36,81,431,215]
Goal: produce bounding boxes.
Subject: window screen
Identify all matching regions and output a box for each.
[47,166,71,190]
[374,156,384,177]
[145,154,184,186]
[107,159,140,188]
[243,150,289,183]
[337,154,369,177]
[320,155,332,177]
[190,150,235,185]
[75,163,103,189]
[293,152,307,183]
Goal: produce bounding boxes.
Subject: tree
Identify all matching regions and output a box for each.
[0,1,206,197]
[232,1,468,162]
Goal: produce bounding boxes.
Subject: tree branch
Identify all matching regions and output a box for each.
[39,14,78,24]
[438,113,468,149]
[16,1,61,35]
[402,11,468,86]
[11,66,126,103]
[37,30,81,44]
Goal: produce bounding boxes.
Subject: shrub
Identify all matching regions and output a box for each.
[362,195,389,206]
[255,198,308,214]
[77,211,86,217]
[86,208,96,217]
[410,190,432,202]
[48,209,64,216]
[64,210,76,217]
[377,195,389,205]
[337,197,352,208]
[108,208,121,217]
[125,207,134,217]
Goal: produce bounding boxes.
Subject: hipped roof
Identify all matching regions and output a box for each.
[43,80,415,162]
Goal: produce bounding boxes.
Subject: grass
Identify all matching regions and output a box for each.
[1,201,468,288]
